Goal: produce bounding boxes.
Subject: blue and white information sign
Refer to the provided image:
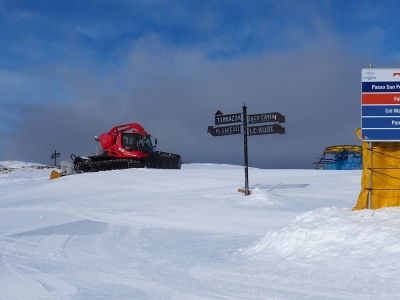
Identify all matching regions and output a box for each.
[361,68,400,141]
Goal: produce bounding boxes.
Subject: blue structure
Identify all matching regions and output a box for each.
[315,145,362,170]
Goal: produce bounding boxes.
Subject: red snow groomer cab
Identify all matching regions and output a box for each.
[71,123,181,173]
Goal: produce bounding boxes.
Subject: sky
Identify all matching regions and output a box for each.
[1,0,400,168]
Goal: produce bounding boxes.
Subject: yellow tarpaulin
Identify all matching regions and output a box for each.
[354,128,400,210]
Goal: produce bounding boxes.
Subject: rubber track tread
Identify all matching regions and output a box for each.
[74,159,143,173]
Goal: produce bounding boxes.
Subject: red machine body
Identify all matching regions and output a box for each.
[71,122,181,173]
[98,123,150,159]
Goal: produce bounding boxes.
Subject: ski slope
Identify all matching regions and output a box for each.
[0,161,399,299]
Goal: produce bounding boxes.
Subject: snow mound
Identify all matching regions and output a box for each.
[223,187,284,208]
[0,160,56,173]
[245,207,400,268]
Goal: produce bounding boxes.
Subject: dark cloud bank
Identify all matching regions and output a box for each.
[3,37,370,169]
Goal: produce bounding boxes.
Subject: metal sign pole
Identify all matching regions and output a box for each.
[368,142,372,209]
[243,104,249,196]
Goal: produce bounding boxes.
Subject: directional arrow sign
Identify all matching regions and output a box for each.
[208,125,242,136]
[215,112,242,125]
[247,112,285,124]
[51,152,60,159]
[208,105,286,197]
[248,124,286,136]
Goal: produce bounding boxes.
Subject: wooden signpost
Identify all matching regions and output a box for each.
[51,150,60,166]
[207,105,286,196]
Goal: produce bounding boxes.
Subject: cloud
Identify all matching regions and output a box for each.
[5,0,400,168]
[1,32,368,168]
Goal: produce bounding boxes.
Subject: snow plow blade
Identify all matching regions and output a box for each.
[49,170,62,180]
[145,152,182,169]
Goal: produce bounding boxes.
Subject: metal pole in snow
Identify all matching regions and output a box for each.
[368,142,372,209]
[54,150,57,166]
[367,63,373,209]
[243,104,249,196]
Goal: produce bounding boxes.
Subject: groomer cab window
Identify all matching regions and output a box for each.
[121,133,139,150]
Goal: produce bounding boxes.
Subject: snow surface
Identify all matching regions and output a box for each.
[0,161,399,299]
